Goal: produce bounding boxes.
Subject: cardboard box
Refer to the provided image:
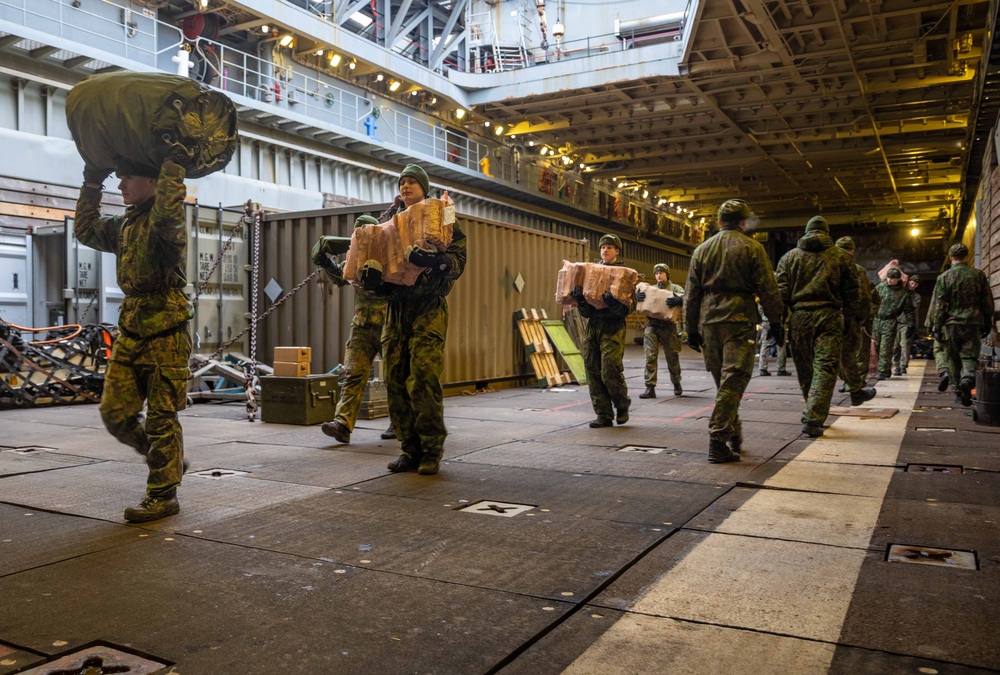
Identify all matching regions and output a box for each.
[635,282,682,322]
[272,360,310,377]
[555,260,639,311]
[343,194,455,287]
[261,374,337,425]
[274,346,311,363]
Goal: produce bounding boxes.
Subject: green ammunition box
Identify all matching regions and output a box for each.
[260,374,338,425]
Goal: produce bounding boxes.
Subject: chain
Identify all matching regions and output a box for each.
[245,205,262,421]
[79,292,98,323]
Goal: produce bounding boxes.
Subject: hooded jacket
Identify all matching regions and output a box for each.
[776,231,865,320]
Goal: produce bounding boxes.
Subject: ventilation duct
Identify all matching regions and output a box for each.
[615,12,684,44]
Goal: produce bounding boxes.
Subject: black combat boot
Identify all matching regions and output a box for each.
[708,439,740,463]
[321,420,351,443]
[728,436,742,455]
[838,383,847,393]
[893,368,903,376]
[850,387,877,406]
[673,384,683,396]
[639,386,656,399]
[758,369,771,376]
[616,407,630,425]
[937,372,950,392]
[776,370,792,376]
[124,493,179,523]
[959,379,974,407]
[589,418,613,428]
[801,423,824,437]
[380,426,397,440]
[387,454,420,472]
[418,450,442,476]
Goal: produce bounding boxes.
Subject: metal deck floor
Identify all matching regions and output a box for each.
[1,347,998,674]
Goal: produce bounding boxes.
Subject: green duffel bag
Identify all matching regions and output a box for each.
[66,71,238,179]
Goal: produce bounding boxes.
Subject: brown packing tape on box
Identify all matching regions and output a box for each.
[343,194,455,287]
[274,346,311,363]
[555,260,639,311]
[635,282,682,322]
[273,361,311,377]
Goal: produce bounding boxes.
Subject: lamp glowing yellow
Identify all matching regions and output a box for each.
[911,228,919,237]
[279,34,294,47]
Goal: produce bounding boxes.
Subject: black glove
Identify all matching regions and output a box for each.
[405,244,450,275]
[905,325,915,340]
[686,330,704,353]
[982,327,992,340]
[932,328,943,342]
[602,290,621,308]
[570,285,585,304]
[768,324,785,347]
[635,291,646,302]
[666,296,683,308]
[359,260,383,291]
[83,165,111,186]
[311,237,333,268]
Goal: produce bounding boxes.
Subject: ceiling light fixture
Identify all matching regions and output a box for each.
[388,79,401,92]
[495,125,504,135]
[279,34,294,47]
[375,73,384,82]
[455,108,466,120]
[329,53,341,66]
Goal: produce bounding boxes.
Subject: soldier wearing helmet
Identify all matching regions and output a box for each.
[873,266,915,380]
[570,233,633,427]
[684,199,783,463]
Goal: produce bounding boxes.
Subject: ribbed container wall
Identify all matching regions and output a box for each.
[259,208,585,384]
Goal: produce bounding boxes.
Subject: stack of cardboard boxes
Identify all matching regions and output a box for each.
[272,346,311,377]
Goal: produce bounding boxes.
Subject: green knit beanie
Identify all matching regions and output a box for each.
[398,163,430,199]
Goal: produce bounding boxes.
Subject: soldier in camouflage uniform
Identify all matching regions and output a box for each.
[835,237,877,394]
[923,286,952,392]
[930,243,996,406]
[685,199,784,463]
[76,159,191,523]
[776,217,873,438]
[873,267,915,380]
[571,234,633,426]
[637,263,685,398]
[892,275,921,375]
[367,164,467,475]
[311,215,391,444]
[757,303,790,376]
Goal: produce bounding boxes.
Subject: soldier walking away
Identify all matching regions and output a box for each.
[835,236,877,396]
[776,216,873,438]
[923,283,952,392]
[757,302,790,376]
[873,267,915,380]
[892,275,921,375]
[75,158,191,523]
[571,234,633,427]
[637,263,685,399]
[929,243,996,407]
[685,199,784,463]
[369,164,467,475]
[312,215,394,444]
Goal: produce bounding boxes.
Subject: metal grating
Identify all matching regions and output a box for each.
[887,544,978,570]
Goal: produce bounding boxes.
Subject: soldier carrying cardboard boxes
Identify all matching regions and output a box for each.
[635,263,685,399]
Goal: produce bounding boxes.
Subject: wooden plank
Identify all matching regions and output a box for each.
[0,201,74,222]
[541,319,588,385]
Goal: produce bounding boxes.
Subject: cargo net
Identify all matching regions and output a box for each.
[0,319,115,408]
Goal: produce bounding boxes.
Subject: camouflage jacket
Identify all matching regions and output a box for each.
[874,281,915,326]
[776,232,865,321]
[647,280,685,329]
[74,161,192,337]
[330,263,387,330]
[684,226,783,331]
[909,291,921,328]
[930,262,995,329]
[578,259,634,333]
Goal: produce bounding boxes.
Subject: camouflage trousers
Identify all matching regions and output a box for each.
[583,324,630,420]
[701,322,755,442]
[932,336,949,376]
[333,323,382,431]
[892,322,911,370]
[941,324,981,390]
[839,318,866,392]
[101,324,191,497]
[643,321,681,388]
[857,321,874,382]
[873,317,898,377]
[758,320,787,372]
[383,298,448,461]
[789,308,843,427]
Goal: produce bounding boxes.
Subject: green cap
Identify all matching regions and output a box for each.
[835,236,855,251]
[653,263,669,275]
[949,243,969,258]
[717,199,751,223]
[398,163,429,199]
[908,274,920,283]
[887,267,902,279]
[599,234,622,251]
[805,216,829,233]
[355,215,379,228]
